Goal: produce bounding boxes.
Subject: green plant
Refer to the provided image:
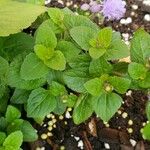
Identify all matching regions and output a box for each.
[0,1,150,145]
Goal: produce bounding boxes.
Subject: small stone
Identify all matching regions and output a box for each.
[144,14,150,21]
[41,147,45,150]
[74,136,80,141]
[120,19,126,24]
[51,115,55,119]
[127,128,133,134]
[104,143,110,149]
[41,133,47,140]
[117,110,122,115]
[60,146,65,150]
[59,115,64,120]
[48,121,53,126]
[128,120,133,125]
[46,114,52,118]
[65,111,71,119]
[36,147,41,150]
[142,122,146,126]
[48,126,53,131]
[52,118,57,123]
[122,112,128,118]
[78,140,84,148]
[47,132,53,137]
[126,90,132,96]
[67,107,72,112]
[132,4,138,10]
[64,121,67,125]
[130,139,137,147]
[126,17,132,24]
[53,124,56,128]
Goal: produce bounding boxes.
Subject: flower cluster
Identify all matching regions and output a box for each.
[81,0,126,20]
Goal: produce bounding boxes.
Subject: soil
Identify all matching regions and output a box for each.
[23,0,150,149]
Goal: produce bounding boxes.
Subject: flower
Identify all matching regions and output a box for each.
[89,4,102,13]
[81,3,90,11]
[102,0,126,20]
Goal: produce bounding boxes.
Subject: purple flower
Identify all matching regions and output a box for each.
[89,4,102,13]
[81,3,90,11]
[102,0,126,20]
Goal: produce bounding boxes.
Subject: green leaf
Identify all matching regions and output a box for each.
[66,94,78,108]
[89,48,106,59]
[50,81,66,96]
[70,26,97,51]
[139,72,150,88]
[56,41,81,62]
[73,94,93,124]
[142,123,150,140]
[0,132,6,145]
[26,0,45,5]
[48,8,64,26]
[128,62,147,80]
[3,131,23,150]
[21,121,38,142]
[0,117,7,131]
[130,29,150,64]
[20,53,49,80]
[64,14,99,31]
[10,89,30,104]
[0,56,9,78]
[84,78,103,96]
[106,39,129,60]
[35,20,57,48]
[109,76,131,94]
[53,97,66,115]
[97,27,112,48]
[146,101,150,121]
[27,88,56,118]
[7,55,46,90]
[63,69,90,93]
[34,44,54,61]
[5,105,21,123]
[0,33,34,62]
[0,0,46,36]
[94,93,122,122]
[7,119,23,135]
[89,57,112,77]
[44,51,66,71]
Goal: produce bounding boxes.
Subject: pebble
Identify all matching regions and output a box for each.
[132,4,138,10]
[41,133,48,140]
[130,139,137,147]
[127,128,133,134]
[59,115,64,120]
[143,0,150,6]
[104,143,110,149]
[60,146,65,150]
[47,132,53,137]
[48,126,53,131]
[128,120,133,125]
[74,136,80,141]
[65,111,72,119]
[45,0,51,5]
[48,121,53,126]
[41,147,45,150]
[78,140,84,148]
[122,112,128,118]
[126,90,132,96]
[144,14,150,21]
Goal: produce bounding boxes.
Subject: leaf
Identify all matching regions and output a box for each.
[146,101,150,121]
[26,0,45,5]
[5,105,21,123]
[109,76,131,94]
[7,119,23,135]
[0,0,46,36]
[97,27,112,48]
[35,20,57,49]
[63,69,90,93]
[27,88,56,118]
[139,72,150,88]
[131,29,150,64]
[53,97,66,115]
[0,132,6,145]
[89,57,112,77]
[64,14,99,31]
[142,123,150,140]
[128,62,147,80]
[0,117,7,131]
[0,56,9,78]
[50,81,66,96]
[44,51,66,71]
[21,121,38,142]
[84,78,103,96]
[56,41,81,62]
[70,26,97,51]
[0,32,34,62]
[7,55,46,90]
[10,89,30,104]
[34,44,54,61]
[94,93,122,122]
[89,48,106,59]
[73,94,94,124]
[3,131,23,150]
[66,94,78,108]
[106,39,129,60]
[20,53,49,80]
[48,8,64,26]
